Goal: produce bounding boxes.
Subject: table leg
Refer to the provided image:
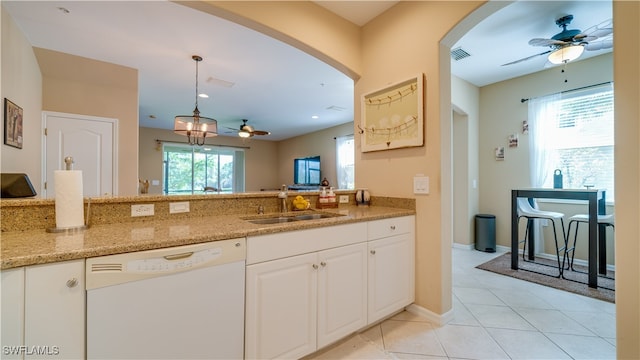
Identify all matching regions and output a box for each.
[511,190,519,270]
[588,193,598,288]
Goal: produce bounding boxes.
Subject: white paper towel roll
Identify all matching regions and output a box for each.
[54,170,84,228]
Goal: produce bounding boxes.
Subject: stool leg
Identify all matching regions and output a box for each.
[550,219,564,278]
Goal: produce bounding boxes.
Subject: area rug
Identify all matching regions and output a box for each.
[476,253,615,303]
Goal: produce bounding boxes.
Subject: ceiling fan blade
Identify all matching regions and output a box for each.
[252,130,270,136]
[501,50,551,66]
[528,38,566,47]
[582,19,613,39]
[585,39,613,51]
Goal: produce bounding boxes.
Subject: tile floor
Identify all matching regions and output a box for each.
[307,247,616,360]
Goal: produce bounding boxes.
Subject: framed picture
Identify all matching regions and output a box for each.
[4,98,23,149]
[360,74,424,152]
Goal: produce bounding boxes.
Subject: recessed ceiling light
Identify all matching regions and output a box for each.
[311,115,319,119]
[198,93,209,98]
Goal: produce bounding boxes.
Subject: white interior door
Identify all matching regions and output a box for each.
[43,112,117,198]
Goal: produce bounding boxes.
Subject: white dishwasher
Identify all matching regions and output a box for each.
[86,238,246,359]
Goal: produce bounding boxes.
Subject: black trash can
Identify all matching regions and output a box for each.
[475,214,496,253]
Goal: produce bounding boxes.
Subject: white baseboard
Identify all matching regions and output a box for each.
[452,242,475,250]
[405,303,454,326]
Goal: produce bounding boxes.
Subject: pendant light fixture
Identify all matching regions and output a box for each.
[174,55,218,145]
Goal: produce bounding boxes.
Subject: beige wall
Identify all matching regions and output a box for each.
[479,53,613,259]
[138,127,279,194]
[613,1,640,357]
[277,122,352,188]
[0,8,43,191]
[359,1,482,314]
[34,48,139,196]
[451,75,480,246]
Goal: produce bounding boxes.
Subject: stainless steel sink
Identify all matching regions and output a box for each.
[246,217,299,225]
[293,213,336,220]
[245,212,344,225]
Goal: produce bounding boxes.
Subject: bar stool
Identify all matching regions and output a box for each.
[516,198,567,277]
[563,213,615,272]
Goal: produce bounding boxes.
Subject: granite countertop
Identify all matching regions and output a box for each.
[1,206,414,270]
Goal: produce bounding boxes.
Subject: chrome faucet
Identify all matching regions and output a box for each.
[278,185,288,213]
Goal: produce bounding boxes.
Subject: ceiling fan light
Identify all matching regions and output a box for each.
[548,45,585,64]
[238,130,251,138]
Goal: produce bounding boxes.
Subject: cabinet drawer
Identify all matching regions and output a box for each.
[247,222,367,265]
[368,216,414,240]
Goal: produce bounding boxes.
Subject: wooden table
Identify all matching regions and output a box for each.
[511,188,606,288]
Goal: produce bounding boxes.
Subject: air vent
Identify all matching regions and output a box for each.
[326,105,346,111]
[451,47,471,61]
[91,263,123,272]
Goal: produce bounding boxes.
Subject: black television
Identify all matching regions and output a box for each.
[294,156,321,185]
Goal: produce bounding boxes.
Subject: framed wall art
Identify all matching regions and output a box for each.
[4,98,23,149]
[360,74,424,152]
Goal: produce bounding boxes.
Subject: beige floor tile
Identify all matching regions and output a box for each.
[380,320,446,357]
[486,327,571,359]
[434,324,509,359]
[514,307,595,336]
[307,334,391,360]
[465,303,537,330]
[547,333,616,359]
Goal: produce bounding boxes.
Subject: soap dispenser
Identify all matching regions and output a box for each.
[328,187,336,203]
[319,187,328,203]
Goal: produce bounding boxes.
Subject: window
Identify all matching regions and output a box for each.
[163,143,245,194]
[529,83,614,200]
[336,135,355,189]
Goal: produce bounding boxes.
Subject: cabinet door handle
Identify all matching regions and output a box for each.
[66,278,78,288]
[312,264,319,269]
[235,242,242,247]
[370,250,376,255]
[320,262,327,267]
[163,252,194,261]
[390,225,396,230]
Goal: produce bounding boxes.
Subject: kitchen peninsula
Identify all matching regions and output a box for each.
[1,192,415,359]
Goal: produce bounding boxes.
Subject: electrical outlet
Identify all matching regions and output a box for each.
[131,204,154,217]
[169,201,190,214]
[339,195,349,204]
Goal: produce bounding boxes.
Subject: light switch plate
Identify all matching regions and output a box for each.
[339,195,349,204]
[414,175,429,194]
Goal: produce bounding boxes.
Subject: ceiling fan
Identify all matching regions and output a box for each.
[502,15,613,66]
[225,119,271,138]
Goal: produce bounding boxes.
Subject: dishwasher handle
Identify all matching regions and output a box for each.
[163,252,194,261]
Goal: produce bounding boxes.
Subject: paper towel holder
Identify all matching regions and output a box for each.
[47,157,90,233]
[46,197,90,233]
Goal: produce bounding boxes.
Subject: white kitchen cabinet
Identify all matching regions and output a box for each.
[317,243,367,348]
[1,267,25,360]
[24,259,85,359]
[245,252,317,360]
[245,223,368,359]
[367,216,415,324]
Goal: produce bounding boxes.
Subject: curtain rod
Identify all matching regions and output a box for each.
[520,81,612,103]
[155,139,250,149]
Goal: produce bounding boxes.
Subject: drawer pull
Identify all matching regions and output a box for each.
[312,264,319,269]
[66,278,78,288]
[320,262,327,267]
[390,225,396,230]
[370,250,376,255]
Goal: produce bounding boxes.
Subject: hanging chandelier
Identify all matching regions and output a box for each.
[174,55,218,145]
